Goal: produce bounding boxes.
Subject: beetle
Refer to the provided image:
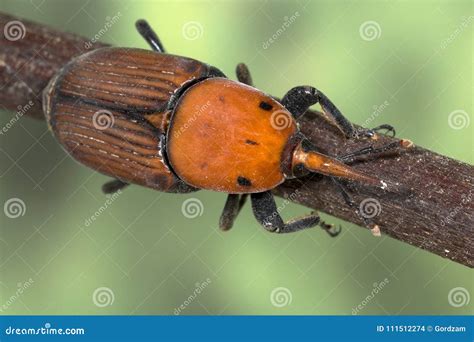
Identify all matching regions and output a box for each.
[43,20,401,235]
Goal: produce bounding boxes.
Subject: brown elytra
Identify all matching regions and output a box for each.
[43,47,222,193]
[167,78,297,193]
[51,47,213,112]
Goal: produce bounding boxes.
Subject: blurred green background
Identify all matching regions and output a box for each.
[0,0,472,315]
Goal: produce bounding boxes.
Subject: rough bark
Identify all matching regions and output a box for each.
[1,12,472,267]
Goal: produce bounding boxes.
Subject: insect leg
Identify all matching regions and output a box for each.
[219,194,248,231]
[135,19,166,53]
[102,179,129,194]
[330,177,355,207]
[364,124,396,138]
[330,177,372,227]
[251,191,339,236]
[281,86,355,138]
[338,141,400,163]
[235,63,253,86]
[319,220,342,237]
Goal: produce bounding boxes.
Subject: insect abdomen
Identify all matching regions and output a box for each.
[42,47,210,193]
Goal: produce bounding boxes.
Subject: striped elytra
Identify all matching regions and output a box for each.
[43,47,221,192]
[54,47,212,113]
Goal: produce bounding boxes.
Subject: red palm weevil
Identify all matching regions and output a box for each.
[43,20,400,235]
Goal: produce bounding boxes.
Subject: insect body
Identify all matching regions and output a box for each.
[43,20,398,234]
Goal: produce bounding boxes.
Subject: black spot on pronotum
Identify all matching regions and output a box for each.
[237,176,252,187]
[245,139,258,145]
[259,101,273,111]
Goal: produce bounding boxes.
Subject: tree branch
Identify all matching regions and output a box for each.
[1,12,472,267]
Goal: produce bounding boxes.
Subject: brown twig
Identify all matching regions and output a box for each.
[1,12,472,267]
